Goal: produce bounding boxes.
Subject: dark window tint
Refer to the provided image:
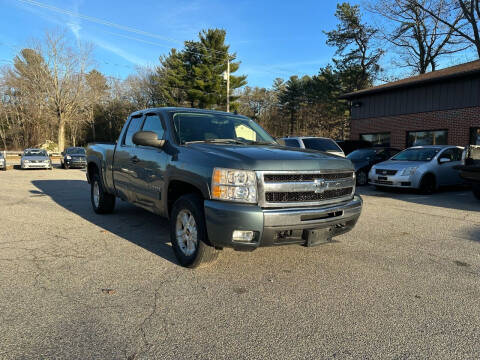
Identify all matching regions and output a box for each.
[470,127,480,145]
[284,139,300,147]
[407,130,447,147]
[360,133,390,146]
[123,116,143,146]
[302,138,342,152]
[142,114,165,139]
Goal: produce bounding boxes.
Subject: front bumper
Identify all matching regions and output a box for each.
[22,163,51,169]
[65,160,87,168]
[368,172,419,189]
[204,195,362,250]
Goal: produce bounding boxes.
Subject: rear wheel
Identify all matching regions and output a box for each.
[356,170,368,186]
[473,183,480,200]
[170,194,219,268]
[419,174,436,195]
[91,172,116,214]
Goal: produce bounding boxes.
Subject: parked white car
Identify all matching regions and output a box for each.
[280,137,345,157]
[0,153,6,171]
[369,145,464,194]
[21,148,52,170]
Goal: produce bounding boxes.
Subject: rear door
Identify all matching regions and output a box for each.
[112,114,144,202]
[132,113,169,214]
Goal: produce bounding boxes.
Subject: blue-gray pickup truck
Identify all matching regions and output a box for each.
[87,107,362,267]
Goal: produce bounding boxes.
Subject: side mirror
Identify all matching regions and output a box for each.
[132,131,165,148]
[438,157,451,164]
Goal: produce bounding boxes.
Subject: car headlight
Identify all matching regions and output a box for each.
[401,167,417,176]
[211,168,257,203]
[24,160,30,163]
[66,155,71,160]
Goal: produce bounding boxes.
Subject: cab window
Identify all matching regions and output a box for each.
[123,116,143,146]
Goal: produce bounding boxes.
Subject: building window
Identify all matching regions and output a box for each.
[360,132,390,146]
[406,130,448,147]
[470,127,480,145]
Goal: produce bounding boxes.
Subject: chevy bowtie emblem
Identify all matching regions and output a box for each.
[382,170,387,175]
[313,179,327,193]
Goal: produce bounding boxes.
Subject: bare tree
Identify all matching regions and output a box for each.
[410,0,480,58]
[369,0,466,73]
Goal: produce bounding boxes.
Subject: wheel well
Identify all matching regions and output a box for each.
[421,172,436,186]
[87,162,99,183]
[168,180,204,215]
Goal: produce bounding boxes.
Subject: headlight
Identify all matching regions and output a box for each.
[211,168,257,203]
[24,160,30,163]
[401,167,417,176]
[66,155,71,160]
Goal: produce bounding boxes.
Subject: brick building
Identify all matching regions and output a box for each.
[341,60,480,149]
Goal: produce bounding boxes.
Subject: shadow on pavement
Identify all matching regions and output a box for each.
[32,179,179,265]
[356,185,480,212]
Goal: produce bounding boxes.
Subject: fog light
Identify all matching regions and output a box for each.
[232,230,255,243]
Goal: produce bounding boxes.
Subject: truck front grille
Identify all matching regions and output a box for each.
[258,170,355,207]
[266,188,353,202]
[264,172,352,183]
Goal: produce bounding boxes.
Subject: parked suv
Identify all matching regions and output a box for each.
[280,136,345,157]
[61,147,87,169]
[369,145,464,194]
[87,108,362,268]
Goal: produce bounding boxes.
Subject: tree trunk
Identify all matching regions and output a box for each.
[58,114,65,152]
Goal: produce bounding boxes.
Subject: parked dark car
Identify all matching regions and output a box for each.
[456,145,480,200]
[335,140,372,155]
[347,148,400,185]
[61,147,87,169]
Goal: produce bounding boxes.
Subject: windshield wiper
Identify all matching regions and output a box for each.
[184,138,248,145]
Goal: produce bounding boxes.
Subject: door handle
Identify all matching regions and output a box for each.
[131,155,139,164]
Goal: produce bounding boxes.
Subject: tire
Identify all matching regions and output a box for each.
[356,170,368,186]
[91,172,116,214]
[65,163,69,170]
[61,162,65,169]
[419,174,436,195]
[473,183,480,200]
[170,194,219,268]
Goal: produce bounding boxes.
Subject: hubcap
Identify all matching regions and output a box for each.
[175,209,198,257]
[93,181,100,208]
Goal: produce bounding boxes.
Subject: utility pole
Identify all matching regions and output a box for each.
[226,57,230,112]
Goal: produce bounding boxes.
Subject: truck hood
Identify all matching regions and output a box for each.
[186,144,353,171]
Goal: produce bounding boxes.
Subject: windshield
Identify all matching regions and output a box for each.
[391,148,440,162]
[24,149,47,157]
[302,138,342,152]
[172,112,276,145]
[66,147,86,155]
[347,149,378,161]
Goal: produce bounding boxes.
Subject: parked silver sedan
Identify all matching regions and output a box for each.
[368,145,464,194]
[21,148,52,170]
[0,153,6,171]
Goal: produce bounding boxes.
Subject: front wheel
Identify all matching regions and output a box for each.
[170,194,219,268]
[91,173,116,214]
[419,174,436,195]
[356,170,368,186]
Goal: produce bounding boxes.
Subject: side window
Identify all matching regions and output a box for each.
[440,148,462,161]
[284,139,300,147]
[123,116,143,146]
[142,114,165,139]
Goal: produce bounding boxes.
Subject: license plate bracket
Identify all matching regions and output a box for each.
[304,228,332,247]
[378,176,388,180]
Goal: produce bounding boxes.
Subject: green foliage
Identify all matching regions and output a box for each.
[325,2,382,91]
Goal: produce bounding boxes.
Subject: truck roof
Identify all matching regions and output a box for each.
[130,107,249,119]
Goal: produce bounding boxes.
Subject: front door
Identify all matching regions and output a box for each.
[436,148,463,186]
[112,115,144,202]
[131,113,169,215]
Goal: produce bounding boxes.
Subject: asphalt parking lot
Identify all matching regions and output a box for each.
[1,168,480,359]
